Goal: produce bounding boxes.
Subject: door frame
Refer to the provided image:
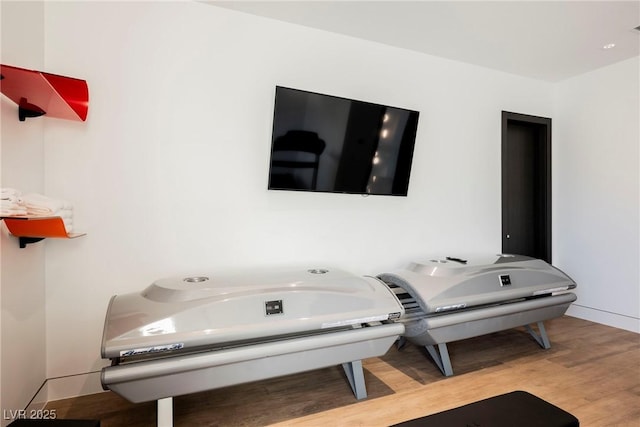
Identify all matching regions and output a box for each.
[501,111,552,262]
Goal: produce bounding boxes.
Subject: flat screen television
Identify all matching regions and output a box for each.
[267,86,419,196]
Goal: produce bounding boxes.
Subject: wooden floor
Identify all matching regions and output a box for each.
[47,316,640,426]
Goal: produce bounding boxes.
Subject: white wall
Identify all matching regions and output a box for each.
[554,57,640,333]
[39,1,556,399]
[0,1,47,424]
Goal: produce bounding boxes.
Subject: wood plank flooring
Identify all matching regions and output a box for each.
[46,316,640,426]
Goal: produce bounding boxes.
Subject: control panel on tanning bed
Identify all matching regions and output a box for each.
[499,274,512,286]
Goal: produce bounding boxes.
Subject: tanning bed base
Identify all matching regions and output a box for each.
[424,322,550,378]
[115,323,402,427]
[379,254,577,377]
[406,293,575,376]
[102,323,402,402]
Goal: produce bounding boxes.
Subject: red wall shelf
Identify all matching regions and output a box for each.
[0,64,89,121]
[1,216,85,248]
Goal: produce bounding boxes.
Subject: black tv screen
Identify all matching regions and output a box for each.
[268,86,419,196]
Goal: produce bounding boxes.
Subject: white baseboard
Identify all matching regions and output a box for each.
[3,373,104,427]
[44,371,105,403]
[25,383,47,413]
[567,304,640,333]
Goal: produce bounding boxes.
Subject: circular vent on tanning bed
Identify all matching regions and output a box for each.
[183,276,209,283]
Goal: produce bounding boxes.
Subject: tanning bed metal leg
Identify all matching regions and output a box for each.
[342,360,367,399]
[425,343,454,377]
[526,321,551,349]
[424,322,550,377]
[157,397,173,427]
[397,336,407,349]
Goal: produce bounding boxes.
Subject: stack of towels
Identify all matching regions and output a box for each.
[1,188,27,216]
[1,188,74,232]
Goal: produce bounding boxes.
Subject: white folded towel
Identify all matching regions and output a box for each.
[0,192,75,230]
[22,193,73,215]
[1,188,22,200]
[1,195,22,203]
[0,198,27,214]
[0,207,28,216]
[1,199,19,209]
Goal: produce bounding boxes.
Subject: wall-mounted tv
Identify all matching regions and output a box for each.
[267,86,419,196]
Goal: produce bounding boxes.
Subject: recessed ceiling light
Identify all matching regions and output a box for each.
[602,43,616,50]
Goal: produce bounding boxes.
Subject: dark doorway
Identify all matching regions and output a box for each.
[501,111,551,263]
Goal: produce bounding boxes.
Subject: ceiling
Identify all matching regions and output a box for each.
[206,1,640,82]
